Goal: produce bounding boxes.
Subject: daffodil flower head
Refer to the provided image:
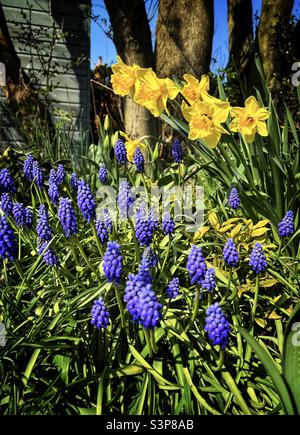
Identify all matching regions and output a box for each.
[111,55,142,98]
[182,94,230,148]
[181,73,210,104]
[133,68,179,117]
[229,96,270,143]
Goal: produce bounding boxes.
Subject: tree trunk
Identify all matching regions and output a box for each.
[104,0,158,140]
[258,0,294,92]
[155,0,214,78]
[0,4,53,141]
[227,0,253,74]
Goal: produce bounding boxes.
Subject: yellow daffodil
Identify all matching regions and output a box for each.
[111,56,144,97]
[182,94,230,148]
[133,69,180,117]
[181,74,210,104]
[229,96,270,143]
[120,132,146,162]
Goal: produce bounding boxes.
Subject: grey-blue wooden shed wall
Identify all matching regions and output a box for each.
[0,0,91,146]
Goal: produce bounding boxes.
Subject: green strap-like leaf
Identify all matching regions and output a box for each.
[283,303,300,415]
[237,326,296,415]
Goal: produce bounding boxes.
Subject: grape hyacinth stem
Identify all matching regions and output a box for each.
[76,237,99,277]
[91,221,104,257]
[114,284,126,330]
[144,329,153,358]
[185,288,200,333]
[211,350,225,372]
[252,275,260,323]
[129,218,140,264]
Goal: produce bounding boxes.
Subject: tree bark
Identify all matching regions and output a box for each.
[258,0,294,92]
[155,0,214,79]
[104,0,158,140]
[227,0,253,74]
[0,3,53,141]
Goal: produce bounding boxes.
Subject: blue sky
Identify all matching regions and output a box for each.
[91,0,300,71]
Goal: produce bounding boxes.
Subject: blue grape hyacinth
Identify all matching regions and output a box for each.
[135,283,162,329]
[166,277,180,298]
[201,268,216,292]
[0,216,17,261]
[77,179,96,222]
[56,164,66,186]
[48,180,59,205]
[58,198,78,238]
[36,205,52,242]
[133,147,144,173]
[161,212,175,235]
[135,203,154,247]
[70,173,79,193]
[38,241,59,267]
[24,154,35,182]
[124,274,162,329]
[278,211,295,237]
[228,188,240,210]
[117,181,134,218]
[148,206,159,231]
[95,219,108,244]
[0,193,13,215]
[249,243,267,274]
[205,302,230,350]
[32,161,44,188]
[98,163,108,184]
[187,245,207,285]
[103,208,113,233]
[115,139,127,165]
[223,238,239,268]
[13,203,33,228]
[142,247,158,268]
[91,297,110,329]
[103,241,123,284]
[172,139,183,163]
[124,273,146,322]
[137,256,153,284]
[0,168,16,193]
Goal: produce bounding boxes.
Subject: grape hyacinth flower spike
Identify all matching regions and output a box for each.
[135,203,155,247]
[98,163,108,184]
[103,208,113,233]
[166,277,180,299]
[117,181,134,219]
[172,139,183,163]
[0,216,17,261]
[103,241,123,284]
[58,198,78,238]
[278,211,295,237]
[0,193,13,215]
[133,147,144,173]
[91,297,110,329]
[36,205,52,242]
[0,168,16,193]
[24,154,35,182]
[77,179,96,222]
[223,238,239,268]
[95,219,108,244]
[56,164,66,186]
[187,245,207,285]
[32,161,44,189]
[201,268,216,292]
[115,139,127,165]
[70,173,79,193]
[38,241,59,267]
[205,302,230,350]
[161,212,175,235]
[228,188,240,210]
[249,243,267,274]
[12,203,32,228]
